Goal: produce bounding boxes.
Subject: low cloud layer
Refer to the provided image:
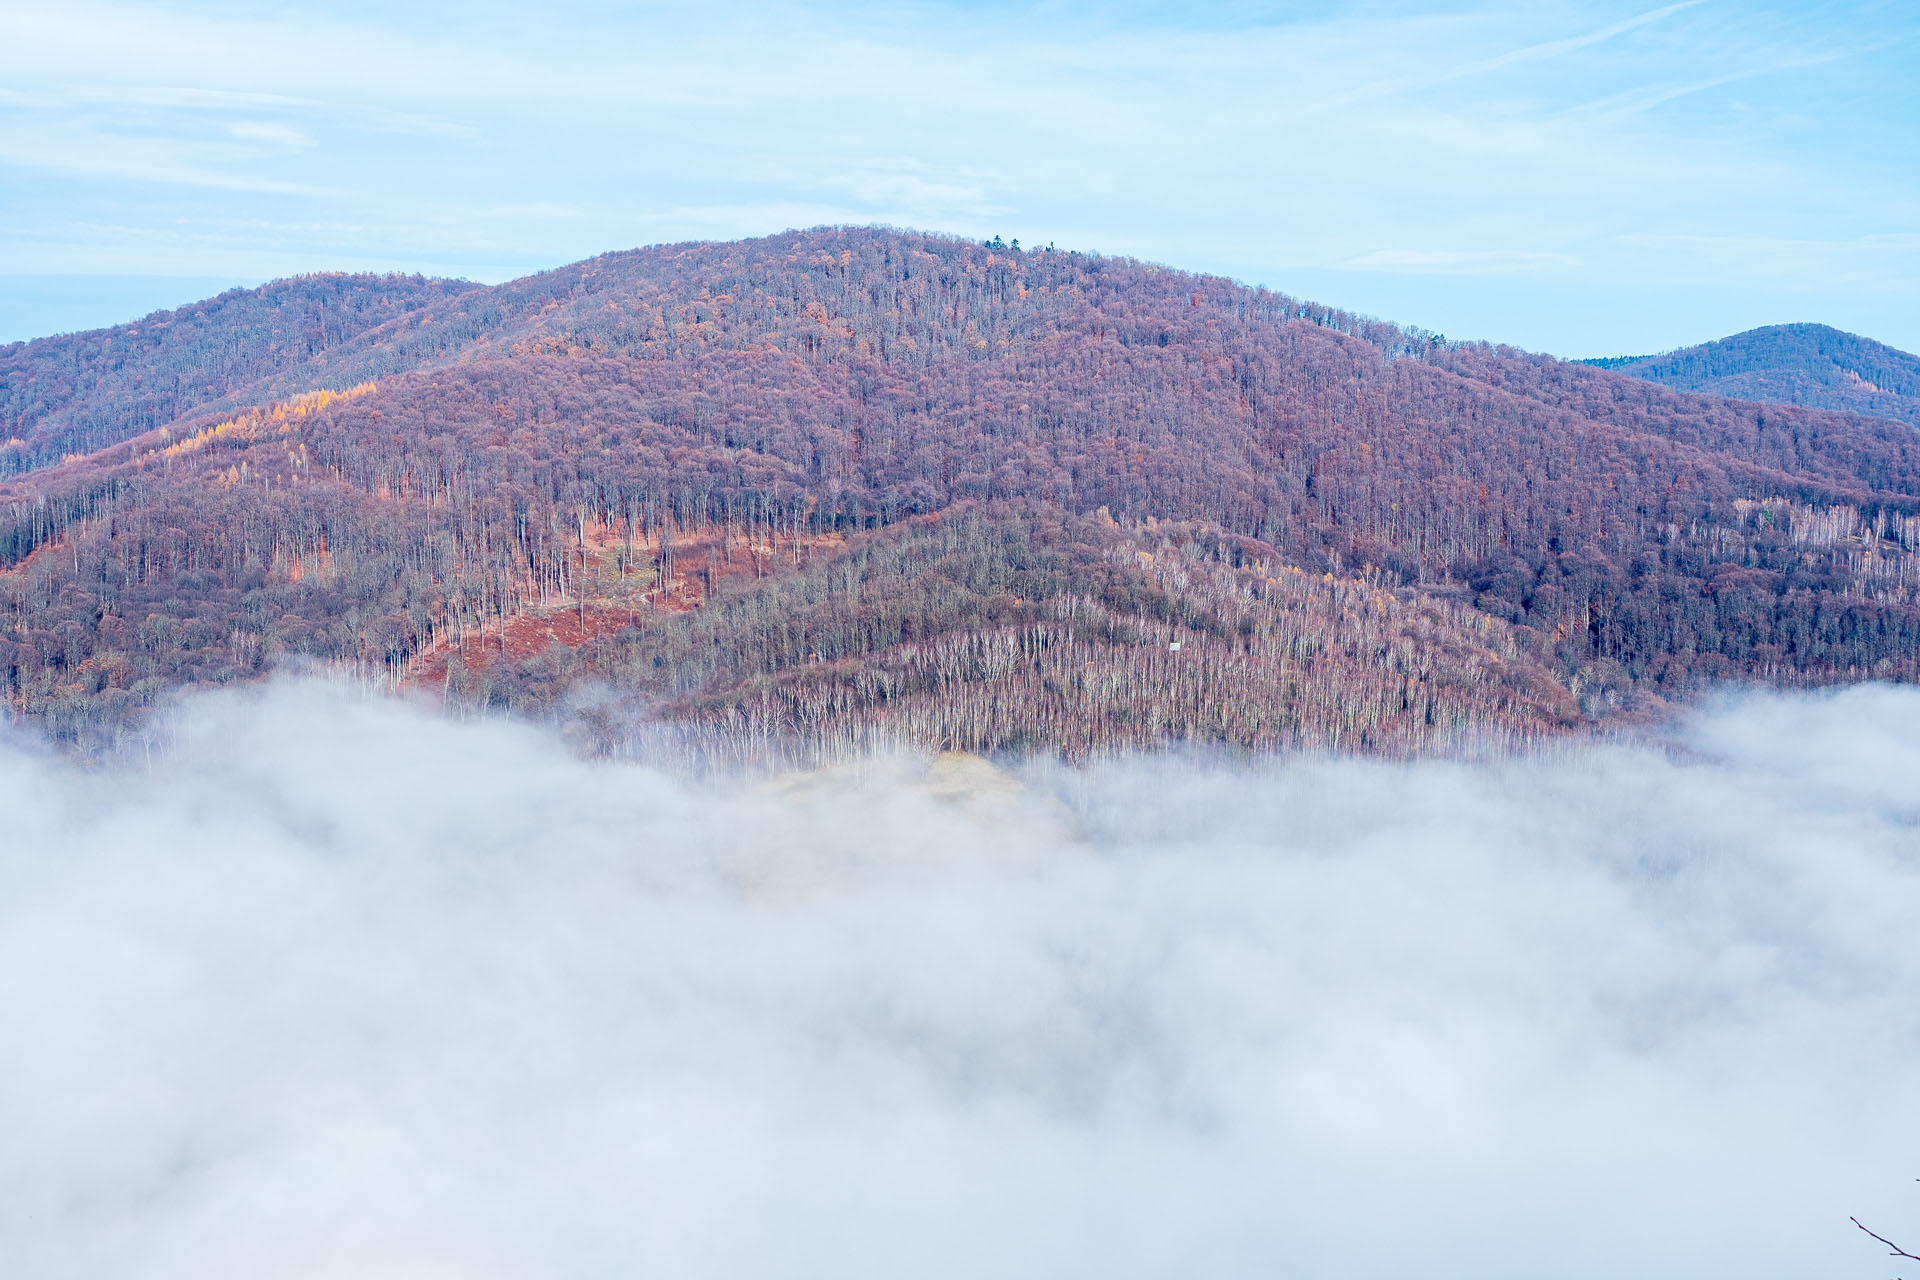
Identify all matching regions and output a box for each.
[2,682,1918,1278]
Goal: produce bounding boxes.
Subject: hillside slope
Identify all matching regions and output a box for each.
[3,230,1918,757]
[0,273,481,475]
[1590,323,1920,428]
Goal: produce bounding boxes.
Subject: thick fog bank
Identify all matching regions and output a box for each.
[2,683,1918,1279]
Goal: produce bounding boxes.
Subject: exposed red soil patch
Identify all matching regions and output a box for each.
[411,605,638,683]
[406,528,844,685]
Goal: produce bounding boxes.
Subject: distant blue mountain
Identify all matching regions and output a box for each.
[1588,323,1920,428]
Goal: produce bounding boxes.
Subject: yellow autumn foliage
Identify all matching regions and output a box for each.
[157,383,375,461]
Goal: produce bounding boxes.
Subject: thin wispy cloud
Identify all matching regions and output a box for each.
[1338,248,1585,275]
[69,85,328,112]
[0,0,1915,353]
[1616,229,1920,289]
[1576,45,1864,118]
[1342,0,1707,104]
[1471,0,1706,70]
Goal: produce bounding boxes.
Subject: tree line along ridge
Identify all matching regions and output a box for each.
[2,227,1917,759]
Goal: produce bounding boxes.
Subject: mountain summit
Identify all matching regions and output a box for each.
[4,229,1918,758]
[1588,323,1920,428]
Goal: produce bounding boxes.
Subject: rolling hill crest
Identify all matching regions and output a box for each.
[4,229,1918,757]
[1589,322,1920,429]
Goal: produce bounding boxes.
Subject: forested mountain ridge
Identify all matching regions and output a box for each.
[3,228,1918,758]
[1589,323,1920,429]
[0,272,481,476]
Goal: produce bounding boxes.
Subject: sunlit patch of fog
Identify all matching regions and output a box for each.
[1,680,1916,1278]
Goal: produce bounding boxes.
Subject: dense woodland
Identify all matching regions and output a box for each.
[0,273,479,474]
[1592,322,1920,429]
[3,228,1918,759]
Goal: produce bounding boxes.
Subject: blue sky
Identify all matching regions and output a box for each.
[1,0,1915,355]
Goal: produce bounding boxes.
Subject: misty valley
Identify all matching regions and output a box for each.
[3,229,1919,1279]
[2,680,1917,1277]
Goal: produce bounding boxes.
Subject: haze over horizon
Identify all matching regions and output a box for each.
[2,0,1916,356]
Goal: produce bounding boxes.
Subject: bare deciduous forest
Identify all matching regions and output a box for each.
[4,228,1918,757]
